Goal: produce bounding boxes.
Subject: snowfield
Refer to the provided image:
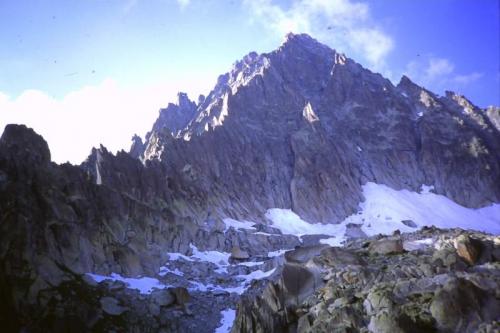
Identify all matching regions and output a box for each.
[87,273,167,294]
[215,309,236,333]
[266,182,500,245]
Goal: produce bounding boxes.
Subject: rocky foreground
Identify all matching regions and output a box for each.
[233,228,500,333]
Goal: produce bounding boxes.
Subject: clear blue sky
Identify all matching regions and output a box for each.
[0,0,499,163]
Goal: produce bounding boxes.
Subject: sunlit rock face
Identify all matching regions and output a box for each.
[138,33,500,224]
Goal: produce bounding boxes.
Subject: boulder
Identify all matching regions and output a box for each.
[231,246,250,260]
[151,289,175,307]
[454,234,479,265]
[430,278,500,332]
[401,220,418,228]
[170,287,191,306]
[369,238,404,255]
[100,296,127,316]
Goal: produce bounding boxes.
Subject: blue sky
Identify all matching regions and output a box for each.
[1,0,499,163]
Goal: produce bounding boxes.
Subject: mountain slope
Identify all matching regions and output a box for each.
[131,33,499,225]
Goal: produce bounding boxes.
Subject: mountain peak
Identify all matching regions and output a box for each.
[176,92,195,109]
[0,124,51,165]
[279,32,336,57]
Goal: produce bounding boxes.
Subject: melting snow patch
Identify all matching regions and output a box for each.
[86,273,166,294]
[223,218,256,232]
[238,261,264,267]
[346,182,500,236]
[159,266,184,277]
[268,249,292,257]
[265,209,345,238]
[266,182,500,245]
[167,252,194,262]
[420,184,434,194]
[215,309,236,333]
[236,268,276,285]
[403,238,434,251]
[319,236,344,247]
[190,244,231,273]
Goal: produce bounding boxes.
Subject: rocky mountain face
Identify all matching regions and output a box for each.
[0,33,499,332]
[133,33,499,225]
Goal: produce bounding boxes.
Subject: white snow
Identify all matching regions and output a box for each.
[159,266,184,277]
[238,261,265,267]
[319,236,344,247]
[403,238,434,251]
[253,231,275,236]
[268,249,292,257]
[236,268,276,285]
[189,268,276,295]
[166,251,194,262]
[420,184,434,194]
[223,218,256,233]
[86,273,167,294]
[265,208,346,238]
[190,244,231,273]
[189,281,218,292]
[166,244,231,273]
[215,309,236,333]
[217,268,276,295]
[417,111,423,117]
[345,182,500,236]
[266,182,500,246]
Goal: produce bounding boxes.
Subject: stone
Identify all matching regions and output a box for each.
[170,287,191,306]
[368,310,406,333]
[231,246,250,260]
[151,289,175,307]
[318,247,363,266]
[401,220,418,228]
[282,264,318,306]
[369,238,404,255]
[100,297,128,316]
[297,314,312,333]
[454,234,479,265]
[430,278,500,332]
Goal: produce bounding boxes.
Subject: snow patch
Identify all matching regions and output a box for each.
[223,218,256,233]
[346,182,500,236]
[268,249,292,257]
[266,182,500,245]
[265,208,345,238]
[159,266,184,277]
[86,273,166,294]
[215,309,236,333]
[166,251,194,262]
[238,261,265,267]
[403,238,434,251]
[189,244,231,273]
[420,184,434,194]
